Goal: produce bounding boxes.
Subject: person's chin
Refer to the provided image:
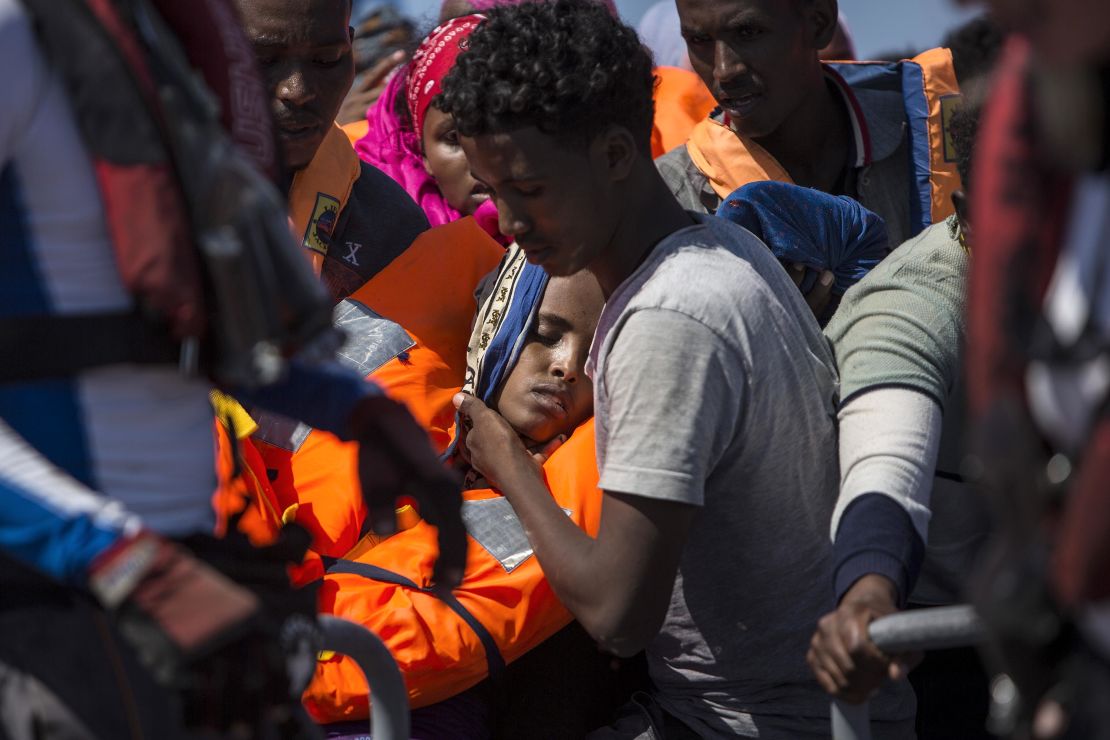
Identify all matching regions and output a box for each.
[515,421,557,451]
[463,192,492,215]
[280,133,326,173]
[522,246,589,277]
[725,111,780,141]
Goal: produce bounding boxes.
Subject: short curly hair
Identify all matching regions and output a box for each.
[438,0,656,154]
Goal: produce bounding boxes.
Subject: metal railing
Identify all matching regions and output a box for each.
[312,606,986,740]
[831,605,987,740]
[316,615,411,740]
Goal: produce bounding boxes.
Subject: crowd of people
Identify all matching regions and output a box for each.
[1,0,1107,738]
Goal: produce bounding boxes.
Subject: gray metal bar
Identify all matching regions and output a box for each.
[832,699,872,740]
[317,615,411,740]
[831,605,986,740]
[869,605,986,654]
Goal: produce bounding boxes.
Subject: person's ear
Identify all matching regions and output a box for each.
[592,125,638,185]
[807,0,840,50]
[422,156,435,178]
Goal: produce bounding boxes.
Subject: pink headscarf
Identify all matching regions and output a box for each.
[355,16,502,240]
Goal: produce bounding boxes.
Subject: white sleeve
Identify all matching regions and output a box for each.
[830,386,942,543]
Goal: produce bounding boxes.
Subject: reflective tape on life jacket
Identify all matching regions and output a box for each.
[303,418,603,721]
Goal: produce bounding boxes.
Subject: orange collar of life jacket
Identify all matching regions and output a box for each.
[289,124,363,276]
[686,51,963,231]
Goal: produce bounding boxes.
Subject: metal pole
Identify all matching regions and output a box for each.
[830,605,986,740]
[832,699,872,740]
[317,615,411,740]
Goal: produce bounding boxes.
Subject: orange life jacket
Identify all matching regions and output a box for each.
[244,217,504,560]
[341,119,370,146]
[686,49,963,233]
[650,66,716,160]
[215,234,604,720]
[302,418,602,722]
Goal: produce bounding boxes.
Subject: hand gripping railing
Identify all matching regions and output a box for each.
[831,605,986,740]
[316,615,411,740]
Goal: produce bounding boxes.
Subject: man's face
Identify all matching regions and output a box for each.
[461,127,615,277]
[677,0,827,140]
[965,0,1110,65]
[236,0,354,171]
[491,272,604,447]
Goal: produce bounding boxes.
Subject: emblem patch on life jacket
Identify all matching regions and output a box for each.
[940,94,963,164]
[303,193,341,256]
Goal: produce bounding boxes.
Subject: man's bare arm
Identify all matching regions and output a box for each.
[454,392,695,656]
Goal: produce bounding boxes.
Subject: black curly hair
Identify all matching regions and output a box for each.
[948,95,982,194]
[437,0,656,155]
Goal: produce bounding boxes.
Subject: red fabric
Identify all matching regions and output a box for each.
[78,0,206,339]
[967,36,1068,418]
[84,0,157,93]
[74,0,286,339]
[152,0,280,183]
[93,162,204,338]
[1053,422,1110,606]
[968,36,1110,606]
[406,15,484,145]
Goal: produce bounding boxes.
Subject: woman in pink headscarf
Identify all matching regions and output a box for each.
[355,14,505,242]
[355,1,618,245]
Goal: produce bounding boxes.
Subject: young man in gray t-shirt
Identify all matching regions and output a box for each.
[440,1,913,736]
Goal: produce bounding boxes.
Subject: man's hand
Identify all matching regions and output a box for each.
[789,263,836,318]
[336,50,407,125]
[348,394,464,588]
[452,392,541,491]
[807,574,919,703]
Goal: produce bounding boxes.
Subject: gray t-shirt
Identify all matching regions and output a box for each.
[589,214,907,737]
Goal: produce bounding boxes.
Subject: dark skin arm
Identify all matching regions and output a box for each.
[336,50,407,125]
[454,392,695,656]
[806,574,920,703]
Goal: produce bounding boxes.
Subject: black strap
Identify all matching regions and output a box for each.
[321,557,507,687]
[0,313,180,383]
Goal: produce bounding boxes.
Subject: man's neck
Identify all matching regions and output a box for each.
[747,72,852,193]
[589,163,696,298]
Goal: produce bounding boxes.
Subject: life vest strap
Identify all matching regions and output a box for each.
[321,557,507,687]
[0,312,182,383]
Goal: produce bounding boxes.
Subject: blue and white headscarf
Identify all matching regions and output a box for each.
[443,244,547,460]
